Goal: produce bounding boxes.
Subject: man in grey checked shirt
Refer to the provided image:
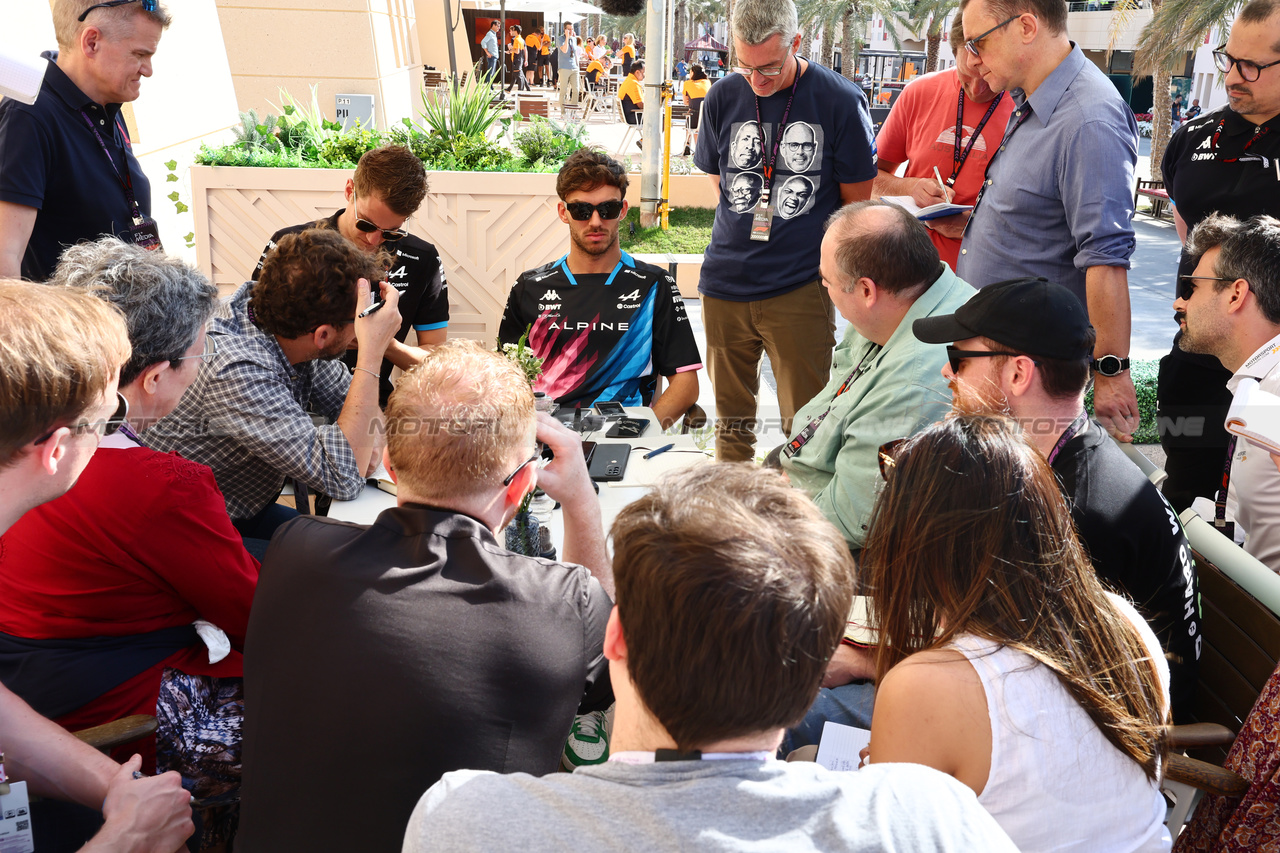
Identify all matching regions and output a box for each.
[144,228,404,550]
[956,0,1141,445]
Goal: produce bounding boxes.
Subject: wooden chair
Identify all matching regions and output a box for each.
[516,96,550,119]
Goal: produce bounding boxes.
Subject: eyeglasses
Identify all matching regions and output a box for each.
[34,392,130,445]
[782,141,816,153]
[78,0,157,22]
[964,15,1020,57]
[565,200,625,221]
[1213,45,1280,83]
[174,335,219,363]
[945,345,1035,375]
[878,438,907,481]
[1177,274,1238,301]
[732,47,794,78]
[503,447,543,486]
[352,196,409,242]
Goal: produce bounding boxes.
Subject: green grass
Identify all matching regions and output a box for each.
[1085,357,1159,445]
[620,207,715,255]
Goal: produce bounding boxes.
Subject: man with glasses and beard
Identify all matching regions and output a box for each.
[144,228,405,545]
[1157,0,1280,514]
[252,145,449,405]
[499,149,701,429]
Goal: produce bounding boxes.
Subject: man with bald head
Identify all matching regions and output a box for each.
[780,122,817,171]
[780,200,972,550]
[0,0,172,280]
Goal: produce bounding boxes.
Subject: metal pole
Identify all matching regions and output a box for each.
[639,0,666,228]
[443,0,459,79]
[498,0,508,101]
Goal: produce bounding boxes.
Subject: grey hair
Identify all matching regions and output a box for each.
[48,238,217,386]
[1215,215,1280,325]
[53,0,172,48]
[732,0,799,47]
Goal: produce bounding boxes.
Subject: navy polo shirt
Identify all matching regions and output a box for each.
[0,51,152,281]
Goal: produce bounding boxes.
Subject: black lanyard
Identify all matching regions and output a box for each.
[969,100,1034,217]
[948,89,1005,187]
[753,59,801,194]
[79,110,145,224]
[1211,117,1272,168]
[1046,411,1088,465]
[783,343,881,459]
[1215,434,1238,534]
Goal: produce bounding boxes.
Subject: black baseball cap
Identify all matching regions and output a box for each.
[912,277,1093,361]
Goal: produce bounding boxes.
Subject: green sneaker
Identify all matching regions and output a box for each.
[561,710,610,770]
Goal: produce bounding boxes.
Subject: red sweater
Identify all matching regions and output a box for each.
[0,444,259,763]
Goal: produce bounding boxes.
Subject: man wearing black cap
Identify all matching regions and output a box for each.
[913,277,1200,721]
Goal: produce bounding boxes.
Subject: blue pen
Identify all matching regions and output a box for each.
[643,443,675,460]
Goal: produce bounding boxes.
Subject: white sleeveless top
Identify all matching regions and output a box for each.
[949,594,1172,853]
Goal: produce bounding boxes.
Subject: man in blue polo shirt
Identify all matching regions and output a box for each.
[499,149,702,429]
[0,0,172,281]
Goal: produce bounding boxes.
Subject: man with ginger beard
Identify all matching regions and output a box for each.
[872,15,1014,270]
[499,149,702,429]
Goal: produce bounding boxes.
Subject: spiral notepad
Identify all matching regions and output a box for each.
[0,50,48,106]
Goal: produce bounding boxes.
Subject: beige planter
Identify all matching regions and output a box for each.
[191,165,713,343]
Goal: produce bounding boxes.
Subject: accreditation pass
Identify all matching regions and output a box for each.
[0,782,33,853]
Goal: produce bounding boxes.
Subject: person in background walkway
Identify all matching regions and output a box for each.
[481,20,500,80]
[507,25,531,92]
[558,22,582,110]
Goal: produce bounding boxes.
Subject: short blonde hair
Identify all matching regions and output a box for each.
[0,281,130,464]
[386,340,535,501]
[53,0,172,49]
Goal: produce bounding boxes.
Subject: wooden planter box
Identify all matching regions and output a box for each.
[191,166,715,342]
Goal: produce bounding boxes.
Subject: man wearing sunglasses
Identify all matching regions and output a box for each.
[499,149,702,430]
[912,277,1200,722]
[253,145,448,406]
[1171,214,1280,577]
[0,281,196,852]
[693,0,877,463]
[237,341,612,853]
[0,0,171,281]
[955,0,1140,447]
[1157,0,1280,515]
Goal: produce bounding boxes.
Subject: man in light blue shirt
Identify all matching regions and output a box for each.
[956,0,1140,443]
[481,20,500,80]
[557,22,582,109]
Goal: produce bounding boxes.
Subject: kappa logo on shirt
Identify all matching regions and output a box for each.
[1196,136,1213,151]
[542,289,561,301]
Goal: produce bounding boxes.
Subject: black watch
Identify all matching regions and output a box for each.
[1090,355,1130,377]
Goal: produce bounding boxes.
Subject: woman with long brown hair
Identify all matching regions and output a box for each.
[865,414,1171,852]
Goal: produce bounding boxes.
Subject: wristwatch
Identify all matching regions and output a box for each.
[1090,355,1130,376]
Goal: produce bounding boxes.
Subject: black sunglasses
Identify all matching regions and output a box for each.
[503,447,543,486]
[34,392,129,445]
[945,345,1036,375]
[565,200,625,221]
[1177,274,1237,301]
[78,0,157,22]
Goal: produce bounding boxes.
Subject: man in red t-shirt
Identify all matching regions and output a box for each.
[873,17,1014,269]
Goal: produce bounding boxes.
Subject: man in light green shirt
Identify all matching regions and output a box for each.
[781,201,973,549]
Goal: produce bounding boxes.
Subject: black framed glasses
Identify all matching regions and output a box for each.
[503,447,543,486]
[78,0,157,22]
[565,200,625,221]
[878,438,907,481]
[945,345,1035,375]
[1177,274,1238,301]
[34,392,129,445]
[1212,45,1280,83]
[352,196,409,242]
[964,15,1020,57]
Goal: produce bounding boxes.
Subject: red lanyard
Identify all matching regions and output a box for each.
[79,110,144,223]
[1211,117,1272,168]
[753,60,801,191]
[948,88,1004,187]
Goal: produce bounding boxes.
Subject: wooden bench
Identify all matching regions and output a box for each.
[1135,178,1172,221]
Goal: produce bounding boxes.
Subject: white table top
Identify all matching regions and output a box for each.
[328,408,710,549]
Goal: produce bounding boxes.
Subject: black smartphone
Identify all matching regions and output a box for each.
[605,418,649,439]
[588,443,630,482]
[581,440,597,465]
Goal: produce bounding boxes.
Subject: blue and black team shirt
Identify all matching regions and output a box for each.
[252,210,449,404]
[499,252,703,409]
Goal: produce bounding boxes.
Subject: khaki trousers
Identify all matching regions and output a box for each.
[558,68,580,108]
[702,281,836,462]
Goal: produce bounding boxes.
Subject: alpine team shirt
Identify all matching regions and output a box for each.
[499,252,703,409]
[693,61,877,302]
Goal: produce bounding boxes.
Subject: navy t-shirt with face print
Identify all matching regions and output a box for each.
[693,61,877,302]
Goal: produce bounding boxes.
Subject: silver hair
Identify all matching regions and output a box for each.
[48,238,217,386]
[732,0,798,47]
[52,0,172,48]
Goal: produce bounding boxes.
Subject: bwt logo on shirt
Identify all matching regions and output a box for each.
[542,289,561,300]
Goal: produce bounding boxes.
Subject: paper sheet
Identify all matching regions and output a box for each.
[814,721,871,772]
[0,50,47,106]
[1226,377,1280,455]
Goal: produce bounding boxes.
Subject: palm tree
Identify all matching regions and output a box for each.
[1111,0,1240,181]
[890,0,957,72]
[797,0,908,80]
